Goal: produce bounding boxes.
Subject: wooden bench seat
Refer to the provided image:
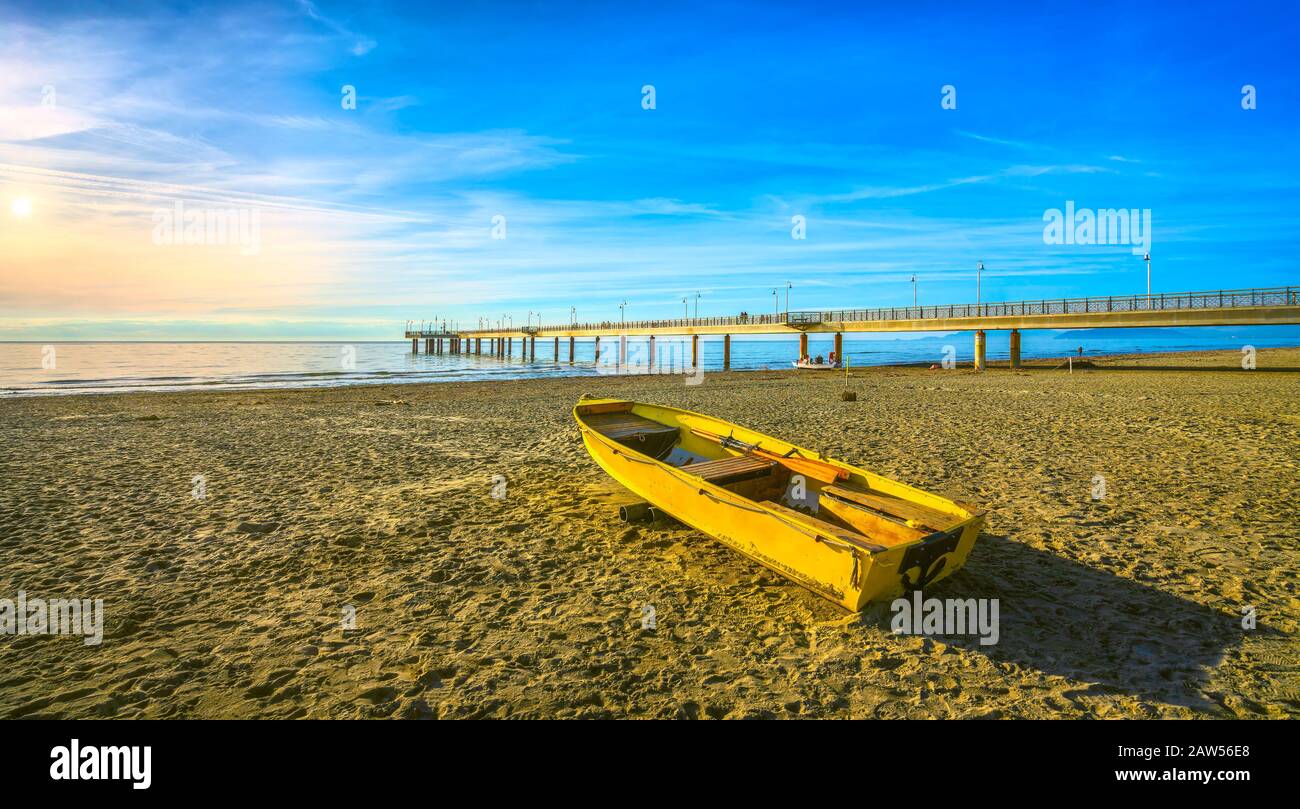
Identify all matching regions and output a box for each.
[585,411,679,441]
[821,484,963,533]
[760,501,886,552]
[683,454,776,484]
[585,411,680,459]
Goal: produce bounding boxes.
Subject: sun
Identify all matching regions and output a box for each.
[11,197,32,218]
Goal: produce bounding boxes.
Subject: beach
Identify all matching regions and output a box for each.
[0,347,1296,719]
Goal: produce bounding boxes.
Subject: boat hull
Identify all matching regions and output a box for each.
[575,398,984,611]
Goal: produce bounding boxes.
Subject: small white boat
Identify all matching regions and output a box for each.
[793,358,839,370]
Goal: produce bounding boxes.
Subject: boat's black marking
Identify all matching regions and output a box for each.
[899,527,962,591]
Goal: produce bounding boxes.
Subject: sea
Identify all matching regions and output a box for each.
[2,326,1297,397]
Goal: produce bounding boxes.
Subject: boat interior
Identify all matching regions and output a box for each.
[582,402,965,550]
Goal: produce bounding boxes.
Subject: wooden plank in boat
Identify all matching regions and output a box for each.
[578,400,634,415]
[760,501,886,553]
[818,495,923,548]
[684,455,776,484]
[822,484,963,533]
[585,412,679,441]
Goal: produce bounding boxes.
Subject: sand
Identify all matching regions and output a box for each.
[0,347,1296,719]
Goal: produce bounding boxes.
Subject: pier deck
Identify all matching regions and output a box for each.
[405,285,1300,370]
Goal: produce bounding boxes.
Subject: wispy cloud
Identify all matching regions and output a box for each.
[955,130,1035,150]
[814,163,1113,205]
[296,0,376,56]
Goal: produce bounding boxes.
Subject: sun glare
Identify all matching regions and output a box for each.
[11,197,32,218]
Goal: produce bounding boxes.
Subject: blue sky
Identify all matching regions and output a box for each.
[1,0,1297,339]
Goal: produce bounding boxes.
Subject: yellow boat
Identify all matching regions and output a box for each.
[574,397,985,611]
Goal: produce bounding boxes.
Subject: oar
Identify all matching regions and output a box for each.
[690,428,847,484]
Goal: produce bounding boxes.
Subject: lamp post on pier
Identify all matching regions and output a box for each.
[1144,252,1151,308]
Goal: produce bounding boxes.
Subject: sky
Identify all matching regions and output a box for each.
[0,0,1297,340]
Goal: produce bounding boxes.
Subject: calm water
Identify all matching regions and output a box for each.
[2,329,1297,397]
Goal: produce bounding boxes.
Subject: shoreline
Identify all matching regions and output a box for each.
[4,344,1296,402]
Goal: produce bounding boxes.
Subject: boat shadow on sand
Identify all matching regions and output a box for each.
[855,532,1266,711]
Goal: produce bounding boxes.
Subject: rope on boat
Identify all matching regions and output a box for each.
[587,431,874,589]
[588,427,867,558]
[584,426,878,583]
[694,487,862,588]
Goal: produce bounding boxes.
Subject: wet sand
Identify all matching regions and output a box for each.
[0,347,1296,719]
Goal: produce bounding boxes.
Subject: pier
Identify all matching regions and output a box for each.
[405,285,1300,370]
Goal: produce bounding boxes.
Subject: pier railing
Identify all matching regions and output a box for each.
[451,285,1298,335]
[799,286,1298,324]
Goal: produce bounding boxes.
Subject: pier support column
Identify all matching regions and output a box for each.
[723,334,731,370]
[412,338,418,353]
[553,336,559,363]
[507,338,512,357]
[594,336,601,363]
[569,337,575,364]
[476,338,481,355]
[1009,329,1021,369]
[691,334,699,369]
[974,330,986,371]
[648,335,655,372]
[529,336,535,361]
[620,335,627,367]
[834,332,842,363]
[799,332,809,360]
